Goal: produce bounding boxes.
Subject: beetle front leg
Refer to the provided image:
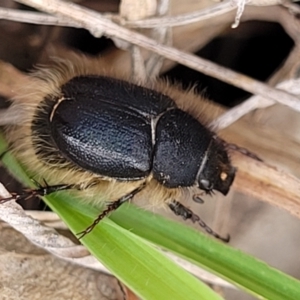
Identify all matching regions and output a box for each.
[168,200,230,242]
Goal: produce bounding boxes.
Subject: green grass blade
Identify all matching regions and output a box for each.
[44,193,223,300]
[110,204,300,300]
[0,132,223,300]
[2,131,300,299]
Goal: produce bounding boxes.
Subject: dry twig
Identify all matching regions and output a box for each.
[232,151,300,219]
[0,2,235,28]
[8,0,300,114]
[0,183,110,273]
[210,77,300,130]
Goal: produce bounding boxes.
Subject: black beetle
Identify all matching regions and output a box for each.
[3,61,236,241]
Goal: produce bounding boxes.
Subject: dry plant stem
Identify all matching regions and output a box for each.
[146,27,170,78]
[130,45,147,82]
[4,2,299,68]
[211,46,300,130]
[267,45,300,86]
[14,0,300,113]
[231,0,283,28]
[231,0,247,28]
[0,7,79,27]
[145,0,171,78]
[119,0,157,21]
[1,2,292,31]
[119,1,147,81]
[0,2,235,28]
[212,192,234,242]
[211,78,300,130]
[241,5,300,44]
[24,210,68,229]
[122,0,236,28]
[0,183,110,273]
[231,151,300,219]
[121,0,169,81]
[209,95,270,129]
[282,0,300,14]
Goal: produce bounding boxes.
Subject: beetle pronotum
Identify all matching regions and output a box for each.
[1,58,236,241]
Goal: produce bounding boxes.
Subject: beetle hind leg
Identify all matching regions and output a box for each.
[77,182,147,239]
[168,200,230,242]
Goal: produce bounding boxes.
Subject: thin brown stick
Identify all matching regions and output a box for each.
[231,151,300,219]
[0,2,234,28]
[210,77,300,130]
[0,7,80,27]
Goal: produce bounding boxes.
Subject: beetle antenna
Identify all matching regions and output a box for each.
[168,200,230,242]
[77,182,147,239]
[223,141,263,162]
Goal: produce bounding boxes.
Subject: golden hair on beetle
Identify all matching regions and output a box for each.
[5,56,223,209]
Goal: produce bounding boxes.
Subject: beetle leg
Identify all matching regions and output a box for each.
[168,200,230,242]
[192,194,205,204]
[77,182,147,239]
[0,179,74,204]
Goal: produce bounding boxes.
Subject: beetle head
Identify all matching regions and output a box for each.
[197,138,236,195]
